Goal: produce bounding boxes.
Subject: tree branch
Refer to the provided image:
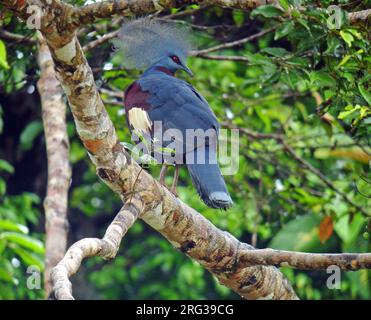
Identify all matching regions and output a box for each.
[0,29,35,44]
[238,249,371,270]
[37,34,71,297]
[348,9,371,23]
[196,54,249,62]
[72,0,276,26]
[191,27,276,56]
[281,141,370,217]
[82,29,119,52]
[52,197,142,300]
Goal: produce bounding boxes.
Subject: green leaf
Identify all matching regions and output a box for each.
[334,213,364,244]
[269,215,336,252]
[340,30,354,47]
[244,52,276,67]
[20,121,43,151]
[298,18,310,32]
[0,40,10,69]
[280,69,303,89]
[321,120,333,138]
[358,84,371,105]
[337,54,352,68]
[278,0,290,11]
[0,238,6,255]
[261,47,290,57]
[70,141,86,164]
[0,220,28,233]
[274,21,294,40]
[251,5,283,18]
[0,179,5,195]
[0,159,14,174]
[1,232,44,254]
[232,10,245,27]
[0,267,13,282]
[10,246,44,270]
[325,37,343,57]
[310,71,336,87]
[338,105,361,120]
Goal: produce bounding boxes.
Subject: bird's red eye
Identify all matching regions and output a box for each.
[171,55,180,64]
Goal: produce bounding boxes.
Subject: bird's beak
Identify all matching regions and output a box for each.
[181,65,194,77]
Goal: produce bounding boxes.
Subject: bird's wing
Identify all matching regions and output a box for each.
[140,75,219,128]
[138,75,220,155]
[124,81,152,134]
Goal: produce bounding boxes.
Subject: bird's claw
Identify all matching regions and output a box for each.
[159,182,178,198]
[170,186,178,198]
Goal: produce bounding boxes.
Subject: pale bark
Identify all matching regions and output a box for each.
[37,35,71,297]
[348,9,370,23]
[72,0,278,26]
[52,196,142,300]
[0,29,35,44]
[238,249,371,271]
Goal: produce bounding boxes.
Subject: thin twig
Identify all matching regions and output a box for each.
[191,27,276,56]
[282,141,370,217]
[0,29,36,45]
[83,29,119,52]
[238,249,371,270]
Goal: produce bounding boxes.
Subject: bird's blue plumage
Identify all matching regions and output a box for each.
[121,18,233,209]
[139,68,219,134]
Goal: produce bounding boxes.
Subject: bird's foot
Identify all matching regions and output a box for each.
[157,164,179,197]
[158,164,168,185]
[158,182,178,198]
[169,186,178,198]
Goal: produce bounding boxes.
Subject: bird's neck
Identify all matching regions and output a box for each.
[143,65,175,77]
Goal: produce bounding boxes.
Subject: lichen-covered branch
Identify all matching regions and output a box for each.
[0,29,35,44]
[348,9,370,23]
[82,29,119,52]
[37,34,71,297]
[52,198,142,300]
[72,0,277,26]
[237,249,371,271]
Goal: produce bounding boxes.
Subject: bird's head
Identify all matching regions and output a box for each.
[116,18,194,76]
[155,53,193,77]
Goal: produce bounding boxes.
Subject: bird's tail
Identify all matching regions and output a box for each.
[185,146,233,209]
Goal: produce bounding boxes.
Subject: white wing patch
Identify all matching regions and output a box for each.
[128,107,152,133]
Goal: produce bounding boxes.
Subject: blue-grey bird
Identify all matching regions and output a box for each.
[117,18,233,209]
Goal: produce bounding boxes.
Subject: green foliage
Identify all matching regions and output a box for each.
[251,5,283,18]
[20,121,44,151]
[0,158,44,299]
[269,214,337,252]
[0,40,10,69]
